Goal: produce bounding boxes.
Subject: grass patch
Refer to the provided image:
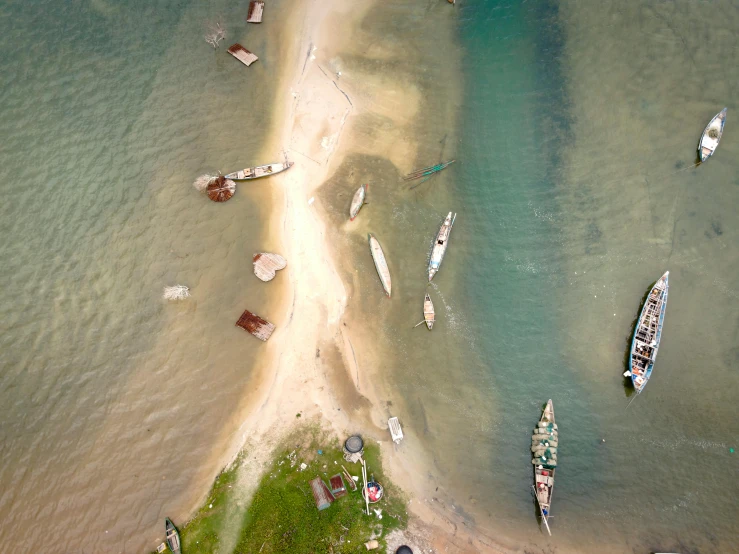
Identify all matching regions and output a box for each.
[153,426,408,554]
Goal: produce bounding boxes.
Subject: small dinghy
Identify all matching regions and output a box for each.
[428,212,456,281]
[627,271,669,393]
[165,518,181,554]
[698,108,727,163]
[423,293,435,330]
[349,184,367,220]
[225,159,294,181]
[368,233,391,297]
[531,399,557,536]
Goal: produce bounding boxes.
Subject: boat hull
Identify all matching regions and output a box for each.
[349,184,367,220]
[423,293,435,330]
[368,234,391,297]
[428,212,456,281]
[225,161,294,181]
[165,518,181,554]
[628,271,669,393]
[698,108,727,163]
[532,400,556,534]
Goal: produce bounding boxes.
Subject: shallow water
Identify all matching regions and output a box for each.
[0,0,293,551]
[323,1,739,552]
[2,0,739,552]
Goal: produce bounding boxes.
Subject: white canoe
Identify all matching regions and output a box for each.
[698,108,727,162]
[350,184,367,220]
[225,161,294,181]
[424,293,435,330]
[368,233,391,297]
[428,212,456,281]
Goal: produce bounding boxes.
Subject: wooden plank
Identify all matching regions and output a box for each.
[235,309,275,341]
[227,43,259,67]
[247,0,264,23]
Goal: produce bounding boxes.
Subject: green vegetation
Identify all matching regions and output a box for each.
[156,426,408,554]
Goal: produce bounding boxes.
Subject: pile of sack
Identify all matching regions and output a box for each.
[531,420,558,468]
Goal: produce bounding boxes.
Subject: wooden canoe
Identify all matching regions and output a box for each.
[428,212,456,281]
[349,184,367,220]
[628,271,669,393]
[423,293,434,330]
[165,518,181,554]
[532,400,557,536]
[225,161,294,181]
[368,233,391,297]
[698,108,727,162]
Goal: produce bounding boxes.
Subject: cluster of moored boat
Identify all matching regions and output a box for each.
[351,181,457,331]
[531,108,726,535]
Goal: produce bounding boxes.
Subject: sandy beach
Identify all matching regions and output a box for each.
[194,0,520,552]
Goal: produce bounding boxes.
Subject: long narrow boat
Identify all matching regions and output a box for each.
[423,293,435,330]
[225,160,294,181]
[531,399,557,536]
[628,271,669,393]
[368,233,391,297]
[428,212,456,282]
[165,518,181,554]
[349,184,367,220]
[698,108,727,163]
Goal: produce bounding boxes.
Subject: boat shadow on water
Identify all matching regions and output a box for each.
[621,281,657,398]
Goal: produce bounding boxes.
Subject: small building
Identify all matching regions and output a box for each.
[329,474,347,498]
[253,253,287,282]
[247,0,264,23]
[309,477,335,510]
[227,43,259,67]
[235,309,275,341]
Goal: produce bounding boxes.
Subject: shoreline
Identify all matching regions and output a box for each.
[188,0,519,552]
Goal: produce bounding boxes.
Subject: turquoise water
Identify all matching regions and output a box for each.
[2,0,739,552]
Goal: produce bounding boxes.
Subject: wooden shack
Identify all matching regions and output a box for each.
[247,0,264,23]
[227,44,259,67]
[235,309,275,341]
[253,253,287,282]
[309,477,335,510]
[329,474,347,498]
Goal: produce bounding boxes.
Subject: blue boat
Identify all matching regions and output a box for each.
[628,271,669,393]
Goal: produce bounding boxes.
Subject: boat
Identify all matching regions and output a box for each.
[423,293,435,330]
[531,399,557,536]
[698,108,727,162]
[165,518,181,554]
[627,271,669,393]
[224,160,294,181]
[428,212,456,281]
[368,233,391,297]
[349,184,367,220]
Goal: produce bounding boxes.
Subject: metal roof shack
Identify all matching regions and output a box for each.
[247,0,264,23]
[235,309,275,341]
[329,474,347,498]
[227,44,259,67]
[309,477,335,510]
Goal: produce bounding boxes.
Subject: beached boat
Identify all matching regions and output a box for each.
[428,212,456,281]
[698,108,727,162]
[627,271,669,393]
[225,160,294,181]
[165,518,181,554]
[350,184,367,220]
[531,399,557,536]
[423,293,435,330]
[368,233,391,297]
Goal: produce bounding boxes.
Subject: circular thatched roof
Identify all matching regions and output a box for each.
[206,176,236,202]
